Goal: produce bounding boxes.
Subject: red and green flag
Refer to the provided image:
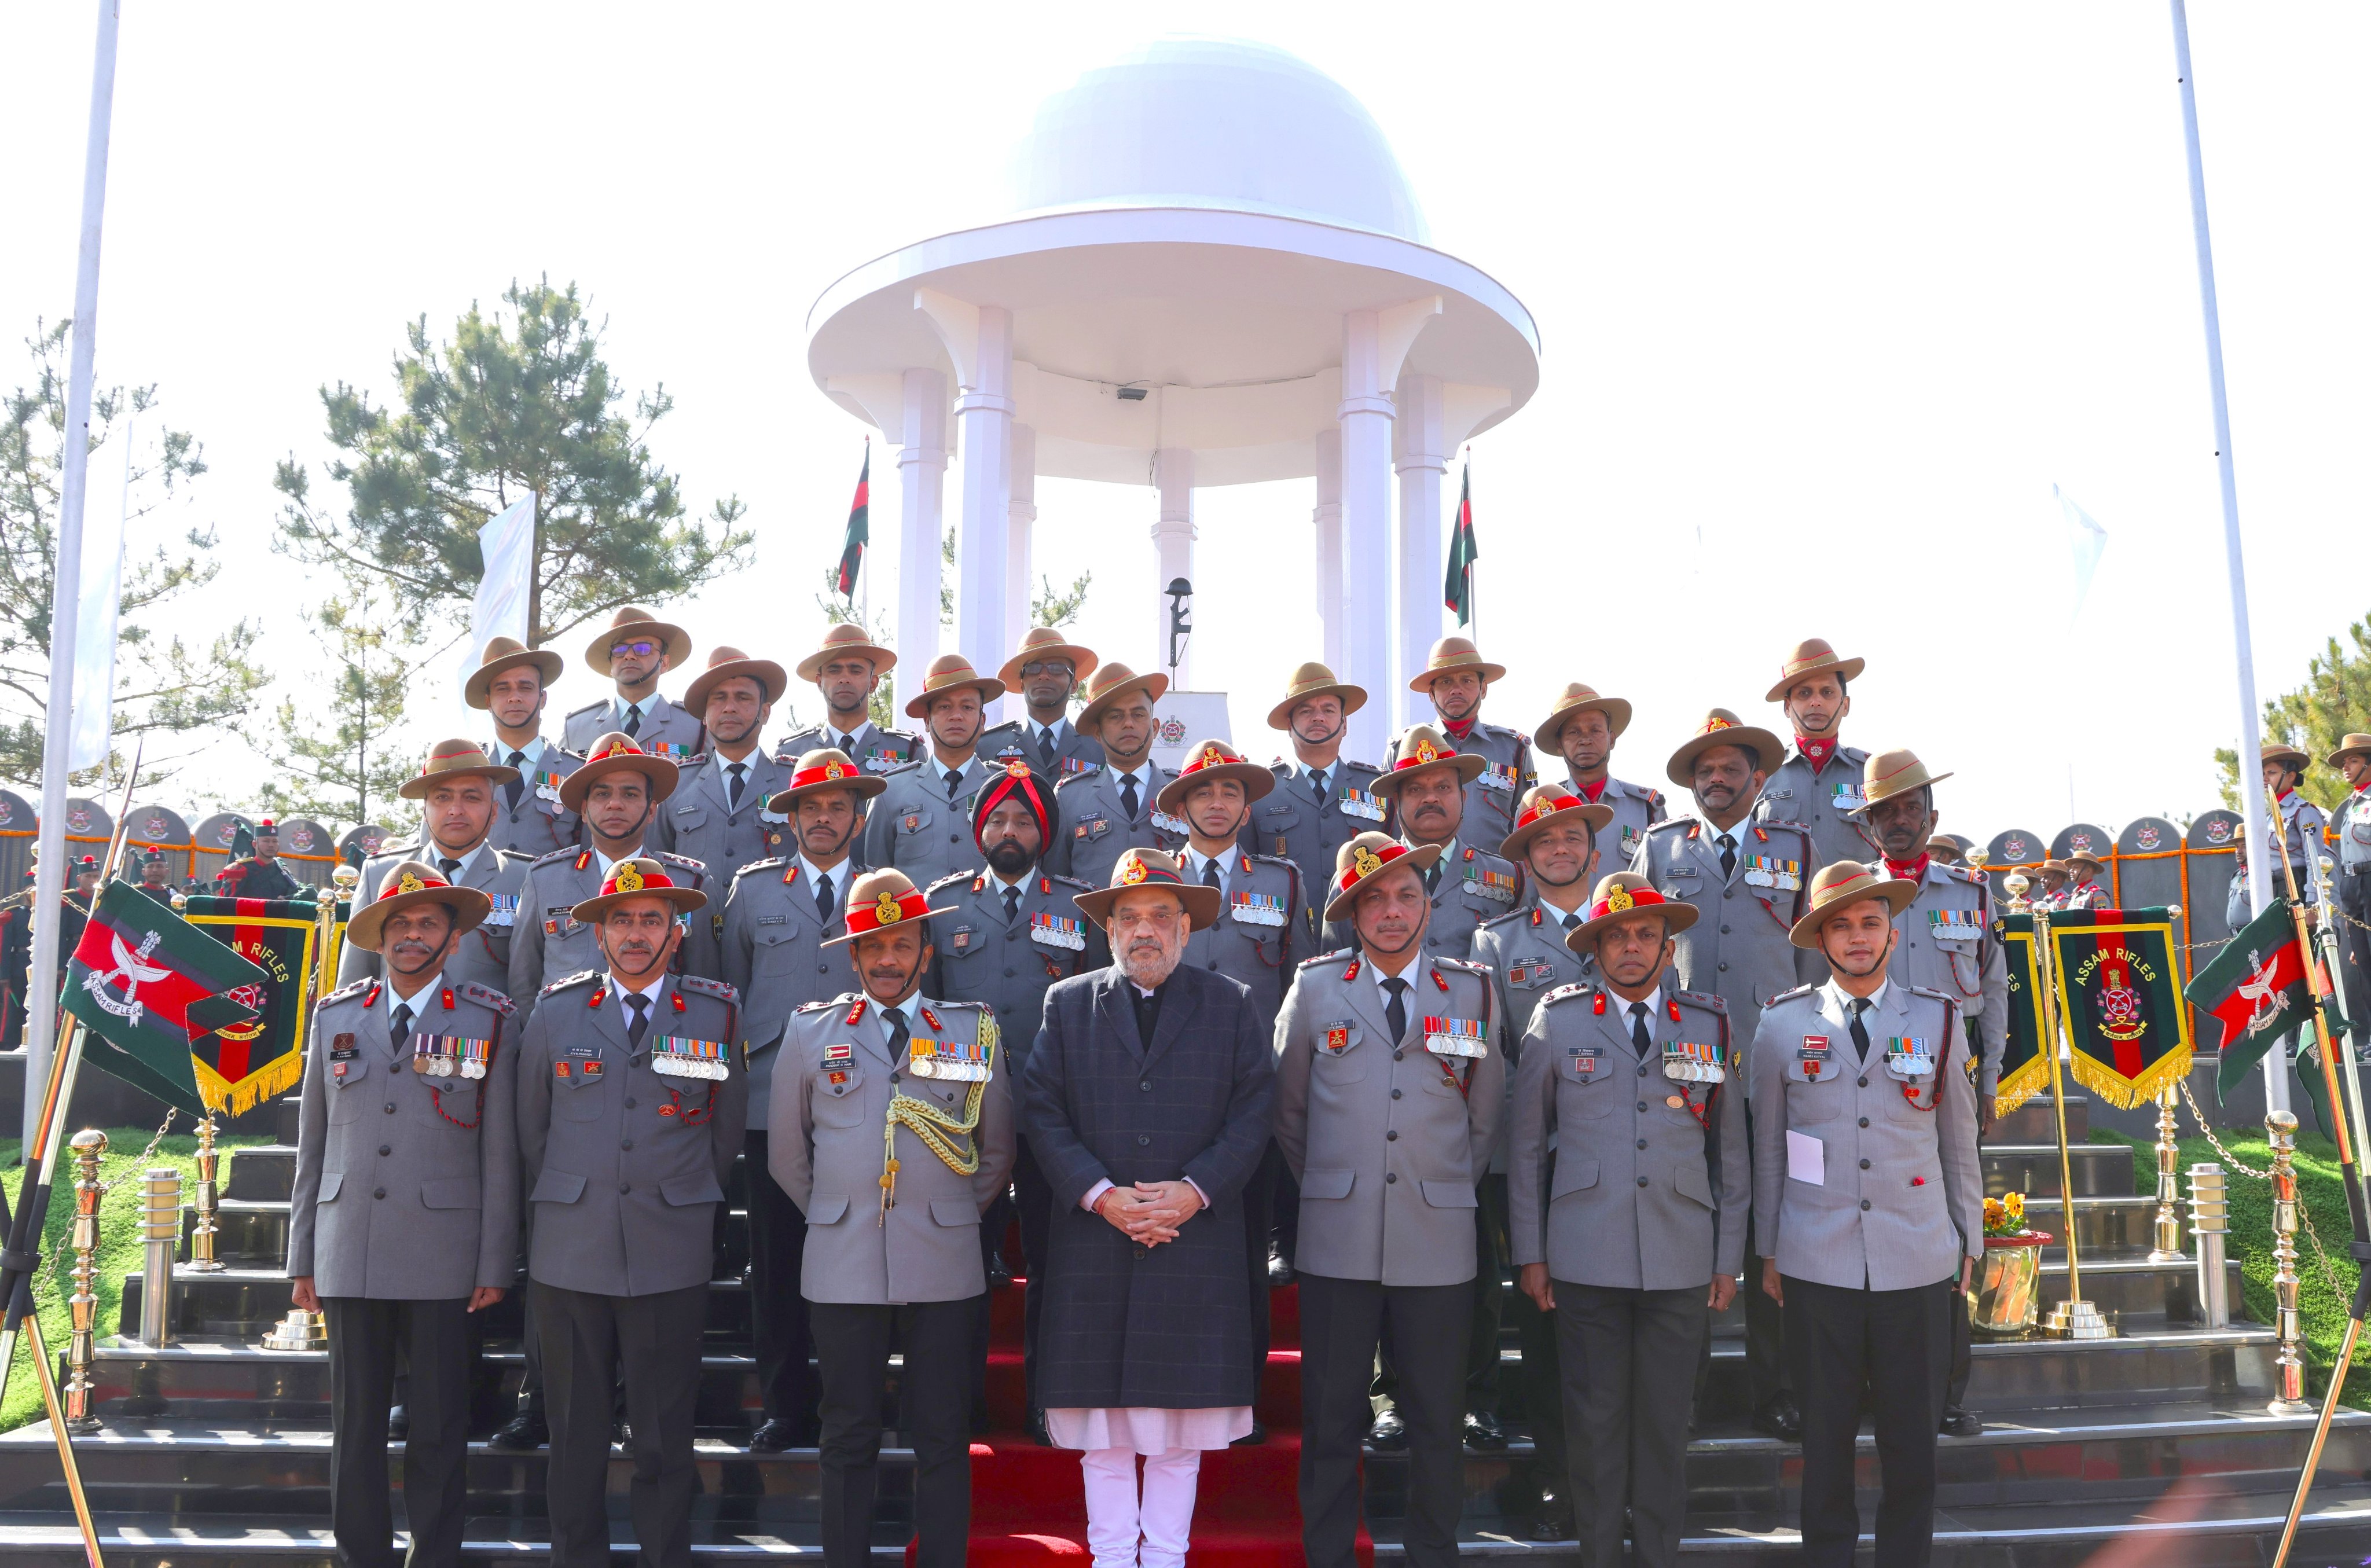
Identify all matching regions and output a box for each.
[2186,896,2313,1101]
[834,442,870,597]
[62,880,266,1118]
[1443,457,1477,627]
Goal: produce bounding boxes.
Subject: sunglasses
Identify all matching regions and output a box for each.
[610,640,661,658]
[1020,660,1075,677]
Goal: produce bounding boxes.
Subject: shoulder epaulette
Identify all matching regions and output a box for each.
[1540,982,1591,1005]
[530,845,581,868]
[1298,946,1356,970]
[1767,982,1818,1004]
[880,758,926,779]
[1045,872,1093,892]
[675,974,739,1004]
[1478,904,1530,930]
[1758,818,1813,834]
[318,975,374,1005]
[1646,817,1690,835]
[1514,729,1532,747]
[539,970,601,998]
[1343,758,1384,776]
[1054,766,1103,788]
[673,752,709,768]
[1942,863,1979,884]
[1245,851,1297,873]
[792,996,841,1013]
[457,981,517,1018]
[1434,954,1491,976]
[564,699,605,717]
[924,868,977,894]
[653,850,706,877]
[1674,988,1728,1015]
[1906,983,1958,1008]
[733,856,788,880]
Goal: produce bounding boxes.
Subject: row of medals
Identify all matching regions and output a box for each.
[409,1042,485,1080]
[654,1047,729,1082]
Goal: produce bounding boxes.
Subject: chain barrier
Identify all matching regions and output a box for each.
[2175,1081,2351,1310]
[30,1109,182,1310]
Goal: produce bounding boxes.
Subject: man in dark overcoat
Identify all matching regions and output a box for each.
[1021,847,1276,1568]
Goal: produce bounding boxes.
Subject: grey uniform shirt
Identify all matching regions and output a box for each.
[1749,979,1983,1292]
[718,855,864,1129]
[514,971,747,1296]
[2277,791,2333,898]
[1272,950,1504,1287]
[927,867,1100,1071]
[773,718,923,776]
[1178,847,1305,1029]
[1241,758,1387,942]
[1389,720,1535,857]
[1326,839,1524,962]
[1633,816,1812,1079]
[1878,858,2007,1101]
[1046,762,1186,888]
[1506,979,1748,1290]
[337,841,532,996]
[487,737,584,858]
[506,846,720,1032]
[769,991,1015,1305]
[862,753,992,893]
[1567,774,1667,873]
[2336,790,2371,871]
[560,692,705,759]
[652,748,793,887]
[1753,744,1876,876]
[981,717,1104,780]
[289,972,520,1299]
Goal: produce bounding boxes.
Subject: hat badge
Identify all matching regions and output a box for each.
[1120,854,1150,887]
[1352,844,1385,880]
[824,760,847,780]
[873,890,904,924]
[615,862,645,893]
[1004,759,1032,779]
[1413,739,1440,765]
[1705,715,1733,733]
[1199,742,1223,769]
[395,871,425,895]
[1606,886,1635,913]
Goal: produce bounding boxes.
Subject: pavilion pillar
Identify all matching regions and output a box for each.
[1392,372,1448,732]
[1153,447,1196,689]
[1339,298,1438,762]
[916,291,1014,692]
[893,368,949,719]
[1007,422,1037,695]
[1313,427,1344,673]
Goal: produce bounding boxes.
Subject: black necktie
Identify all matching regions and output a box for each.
[389,1001,412,1053]
[625,992,649,1050]
[1629,1000,1653,1059]
[1202,857,1223,891]
[622,705,641,738]
[837,732,857,757]
[945,767,965,800]
[1120,773,1140,822]
[814,870,835,924]
[439,857,461,880]
[1038,728,1058,770]
[726,762,746,813]
[505,751,526,811]
[1382,976,1408,1043]
[1849,998,1872,1062]
[1423,861,1441,897]
[1561,909,1580,932]
[1718,832,1738,881]
[886,1006,911,1064]
[1307,766,1327,803]
[1003,884,1021,923]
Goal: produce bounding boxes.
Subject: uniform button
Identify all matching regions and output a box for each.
[1393,1050,1404,1062]
[1386,1130,1399,1141]
[1720,924,1732,934]
[625,1098,636,1110]
[1636,1101,1648,1112]
[1385,1172,1398,1184]
[378,1145,391,1157]
[1859,1158,1870,1170]
[1390,1089,1403,1100]
[621,1184,632,1194]
[1004,968,1018,978]
[890,1073,900,1084]
[1637,1064,1648,1077]
[1636,1139,1647,1151]
[1859,1117,1870,1128]
[1133,1244,1147,1259]
[384,1103,396,1115]
[1860,1199,1872,1211]
[1137,1134,1150,1147]
[623,1140,635,1151]
[1140,1081,1153,1092]
[1637,1176,1650,1188]
[373,1187,386,1199]
[1858,1077,1869,1088]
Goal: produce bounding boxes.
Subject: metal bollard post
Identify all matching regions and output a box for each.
[2187,1162,2230,1330]
[2264,1114,2311,1413]
[63,1130,109,1433]
[138,1167,182,1349]
[2149,1084,2186,1261]
[186,1115,223,1273]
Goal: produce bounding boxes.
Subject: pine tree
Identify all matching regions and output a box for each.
[2216,611,2371,813]
[254,563,424,833]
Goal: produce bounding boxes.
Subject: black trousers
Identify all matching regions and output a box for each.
[1557,1283,1703,1568]
[1786,1274,1952,1568]
[1014,1144,1055,1415]
[1264,1139,1301,1265]
[812,1297,976,1567]
[537,1280,707,1568]
[2340,867,2371,1048]
[1300,1272,1471,1568]
[324,1296,471,1568]
[746,1130,817,1434]
[1507,1274,1565,1495]
[1242,1137,1280,1397]
[1371,1178,1501,1418]
[1698,1207,1793,1415]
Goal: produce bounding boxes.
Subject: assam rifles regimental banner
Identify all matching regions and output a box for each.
[1994,916,2050,1115]
[179,894,328,1114]
[1995,907,2193,1113]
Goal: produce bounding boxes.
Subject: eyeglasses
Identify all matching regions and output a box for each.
[611,640,660,658]
[1020,660,1074,677]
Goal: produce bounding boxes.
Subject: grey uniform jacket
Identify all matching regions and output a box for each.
[1473,902,1593,1172]
[515,971,747,1296]
[1273,950,1505,1287]
[1241,759,1388,942]
[507,847,720,1033]
[862,754,992,893]
[1389,720,1535,857]
[1180,851,1305,1029]
[981,718,1104,780]
[289,976,520,1299]
[1506,980,1748,1290]
[1045,763,1187,888]
[486,742,583,858]
[1878,858,2007,1102]
[1326,840,1524,962]
[1633,816,1812,1079]
[560,693,706,759]
[2336,791,2371,872]
[926,868,1100,1073]
[337,844,533,995]
[1753,745,1876,877]
[1567,774,1667,872]
[773,719,923,777]
[718,857,864,1130]
[651,750,794,888]
[2278,791,2332,898]
[769,992,1015,1305]
[1749,979,1983,1292]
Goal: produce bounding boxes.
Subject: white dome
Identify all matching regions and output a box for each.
[1006,38,1430,245]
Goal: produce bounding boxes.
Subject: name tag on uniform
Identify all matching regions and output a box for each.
[1076,818,1110,842]
[824,1041,854,1065]
[1339,787,1385,822]
[1319,1022,1355,1056]
[1230,891,1287,927]
[1661,1038,1726,1084]
[1423,1017,1488,1059]
[1030,912,1086,950]
[949,924,977,953]
[1885,1036,1936,1080]
[1506,960,1555,989]
[484,893,519,928]
[1465,868,1517,904]
[652,1035,728,1081]
[757,913,787,926]
[1800,1035,1830,1078]
[329,1034,357,1060]
[910,1034,990,1082]
[544,906,580,937]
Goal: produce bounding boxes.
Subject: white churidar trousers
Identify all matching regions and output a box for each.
[1080,1445,1202,1568]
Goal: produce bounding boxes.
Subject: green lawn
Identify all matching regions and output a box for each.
[2090,1124,2371,1409]
[0,1128,272,1434]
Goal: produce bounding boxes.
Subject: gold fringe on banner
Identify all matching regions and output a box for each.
[193,1050,304,1117]
[2066,1042,2193,1112]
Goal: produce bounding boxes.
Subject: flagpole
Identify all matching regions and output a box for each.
[2168,0,2284,1115]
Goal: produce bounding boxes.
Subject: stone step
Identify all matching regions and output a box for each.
[1987,1094,2091,1145]
[1984,1142,2135,1199]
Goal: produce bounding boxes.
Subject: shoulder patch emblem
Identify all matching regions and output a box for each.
[539,970,601,998]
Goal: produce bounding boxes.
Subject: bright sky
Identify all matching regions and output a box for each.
[4,3,2365,848]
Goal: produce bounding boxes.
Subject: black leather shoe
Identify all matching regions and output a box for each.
[1230,1420,1268,1446]
[488,1411,548,1452]
[1750,1393,1803,1441]
[1366,1409,1408,1450]
[1462,1409,1508,1451]
[387,1404,409,1441]
[1940,1405,1983,1438]
[988,1253,1015,1288]
[614,1416,633,1446]
[748,1418,799,1453]
[1529,1490,1576,1541]
[1030,1409,1054,1447]
[1267,1250,1295,1287]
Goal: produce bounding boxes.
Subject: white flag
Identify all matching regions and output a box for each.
[66,420,133,770]
[2054,484,2109,618]
[461,495,535,700]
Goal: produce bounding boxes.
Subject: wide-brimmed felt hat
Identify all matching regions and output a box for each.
[1927,832,1972,861]
[559,734,682,813]
[1320,831,1444,924]
[1765,637,1866,705]
[464,635,564,709]
[2324,733,2371,769]
[1074,847,1224,931]
[1076,662,1169,728]
[1788,861,1918,949]
[1370,725,1486,797]
[822,868,961,948]
[765,748,889,813]
[997,626,1099,690]
[568,855,708,925]
[2036,858,2070,879]
[973,759,1054,848]
[1565,871,1700,952]
[2262,739,2312,773]
[1665,708,1788,788]
[1156,739,1276,816]
[682,645,790,717]
[1535,682,1634,752]
[796,622,897,684]
[1267,662,1368,732]
[583,605,693,677]
[398,738,521,801]
[1407,634,1506,693]
[1849,748,1955,816]
[902,653,1007,720]
[1499,785,1614,862]
[347,860,493,951]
